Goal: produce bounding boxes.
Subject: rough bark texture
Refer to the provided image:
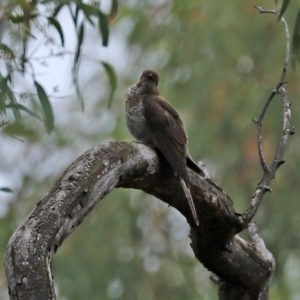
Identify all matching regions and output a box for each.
[5,141,275,300]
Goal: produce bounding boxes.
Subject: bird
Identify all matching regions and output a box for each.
[126,69,205,226]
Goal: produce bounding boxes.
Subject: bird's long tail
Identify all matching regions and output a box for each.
[180,178,199,226]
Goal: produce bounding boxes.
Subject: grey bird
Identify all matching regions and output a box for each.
[126,70,205,226]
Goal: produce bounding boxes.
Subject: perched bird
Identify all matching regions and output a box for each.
[126,70,205,226]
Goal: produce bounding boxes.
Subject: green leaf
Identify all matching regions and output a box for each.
[73,71,84,111]
[78,2,97,26]
[0,76,21,121]
[5,103,42,121]
[72,19,85,110]
[48,17,64,46]
[98,11,109,46]
[4,121,40,142]
[6,67,12,83]
[78,2,98,16]
[52,3,65,18]
[0,187,15,194]
[10,13,38,24]
[74,21,84,70]
[292,8,300,64]
[34,81,54,133]
[0,92,6,117]
[109,0,118,23]
[21,41,27,73]
[0,74,7,118]
[69,4,80,29]
[278,0,290,20]
[0,43,15,60]
[102,61,117,108]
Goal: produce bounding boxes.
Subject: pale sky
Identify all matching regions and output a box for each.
[0,0,131,215]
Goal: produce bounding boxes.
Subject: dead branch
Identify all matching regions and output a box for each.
[239,6,293,227]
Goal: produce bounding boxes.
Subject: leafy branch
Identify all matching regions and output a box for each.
[0,0,118,133]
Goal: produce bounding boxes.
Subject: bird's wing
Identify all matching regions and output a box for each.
[142,95,189,184]
[186,153,206,178]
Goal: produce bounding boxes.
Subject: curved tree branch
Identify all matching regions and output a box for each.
[5,141,274,300]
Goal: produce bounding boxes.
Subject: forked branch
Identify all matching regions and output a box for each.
[239,6,293,227]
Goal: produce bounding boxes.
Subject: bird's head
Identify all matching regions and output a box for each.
[137,70,160,95]
[140,70,159,87]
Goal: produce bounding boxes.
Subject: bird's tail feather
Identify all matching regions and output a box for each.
[180,178,199,226]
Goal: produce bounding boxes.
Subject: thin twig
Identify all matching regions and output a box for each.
[13,91,75,100]
[6,133,24,142]
[239,7,293,227]
[253,115,269,172]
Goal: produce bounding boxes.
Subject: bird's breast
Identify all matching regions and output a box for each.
[126,85,154,145]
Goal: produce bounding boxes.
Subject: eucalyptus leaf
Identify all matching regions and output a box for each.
[109,0,118,22]
[34,81,54,133]
[278,0,290,20]
[73,71,84,111]
[0,187,15,194]
[102,61,117,108]
[292,8,300,64]
[6,103,42,121]
[74,21,84,71]
[52,3,65,18]
[0,78,21,121]
[78,2,97,26]
[0,43,15,60]
[48,17,65,46]
[98,12,109,46]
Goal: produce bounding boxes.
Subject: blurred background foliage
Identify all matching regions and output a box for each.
[1,0,300,299]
